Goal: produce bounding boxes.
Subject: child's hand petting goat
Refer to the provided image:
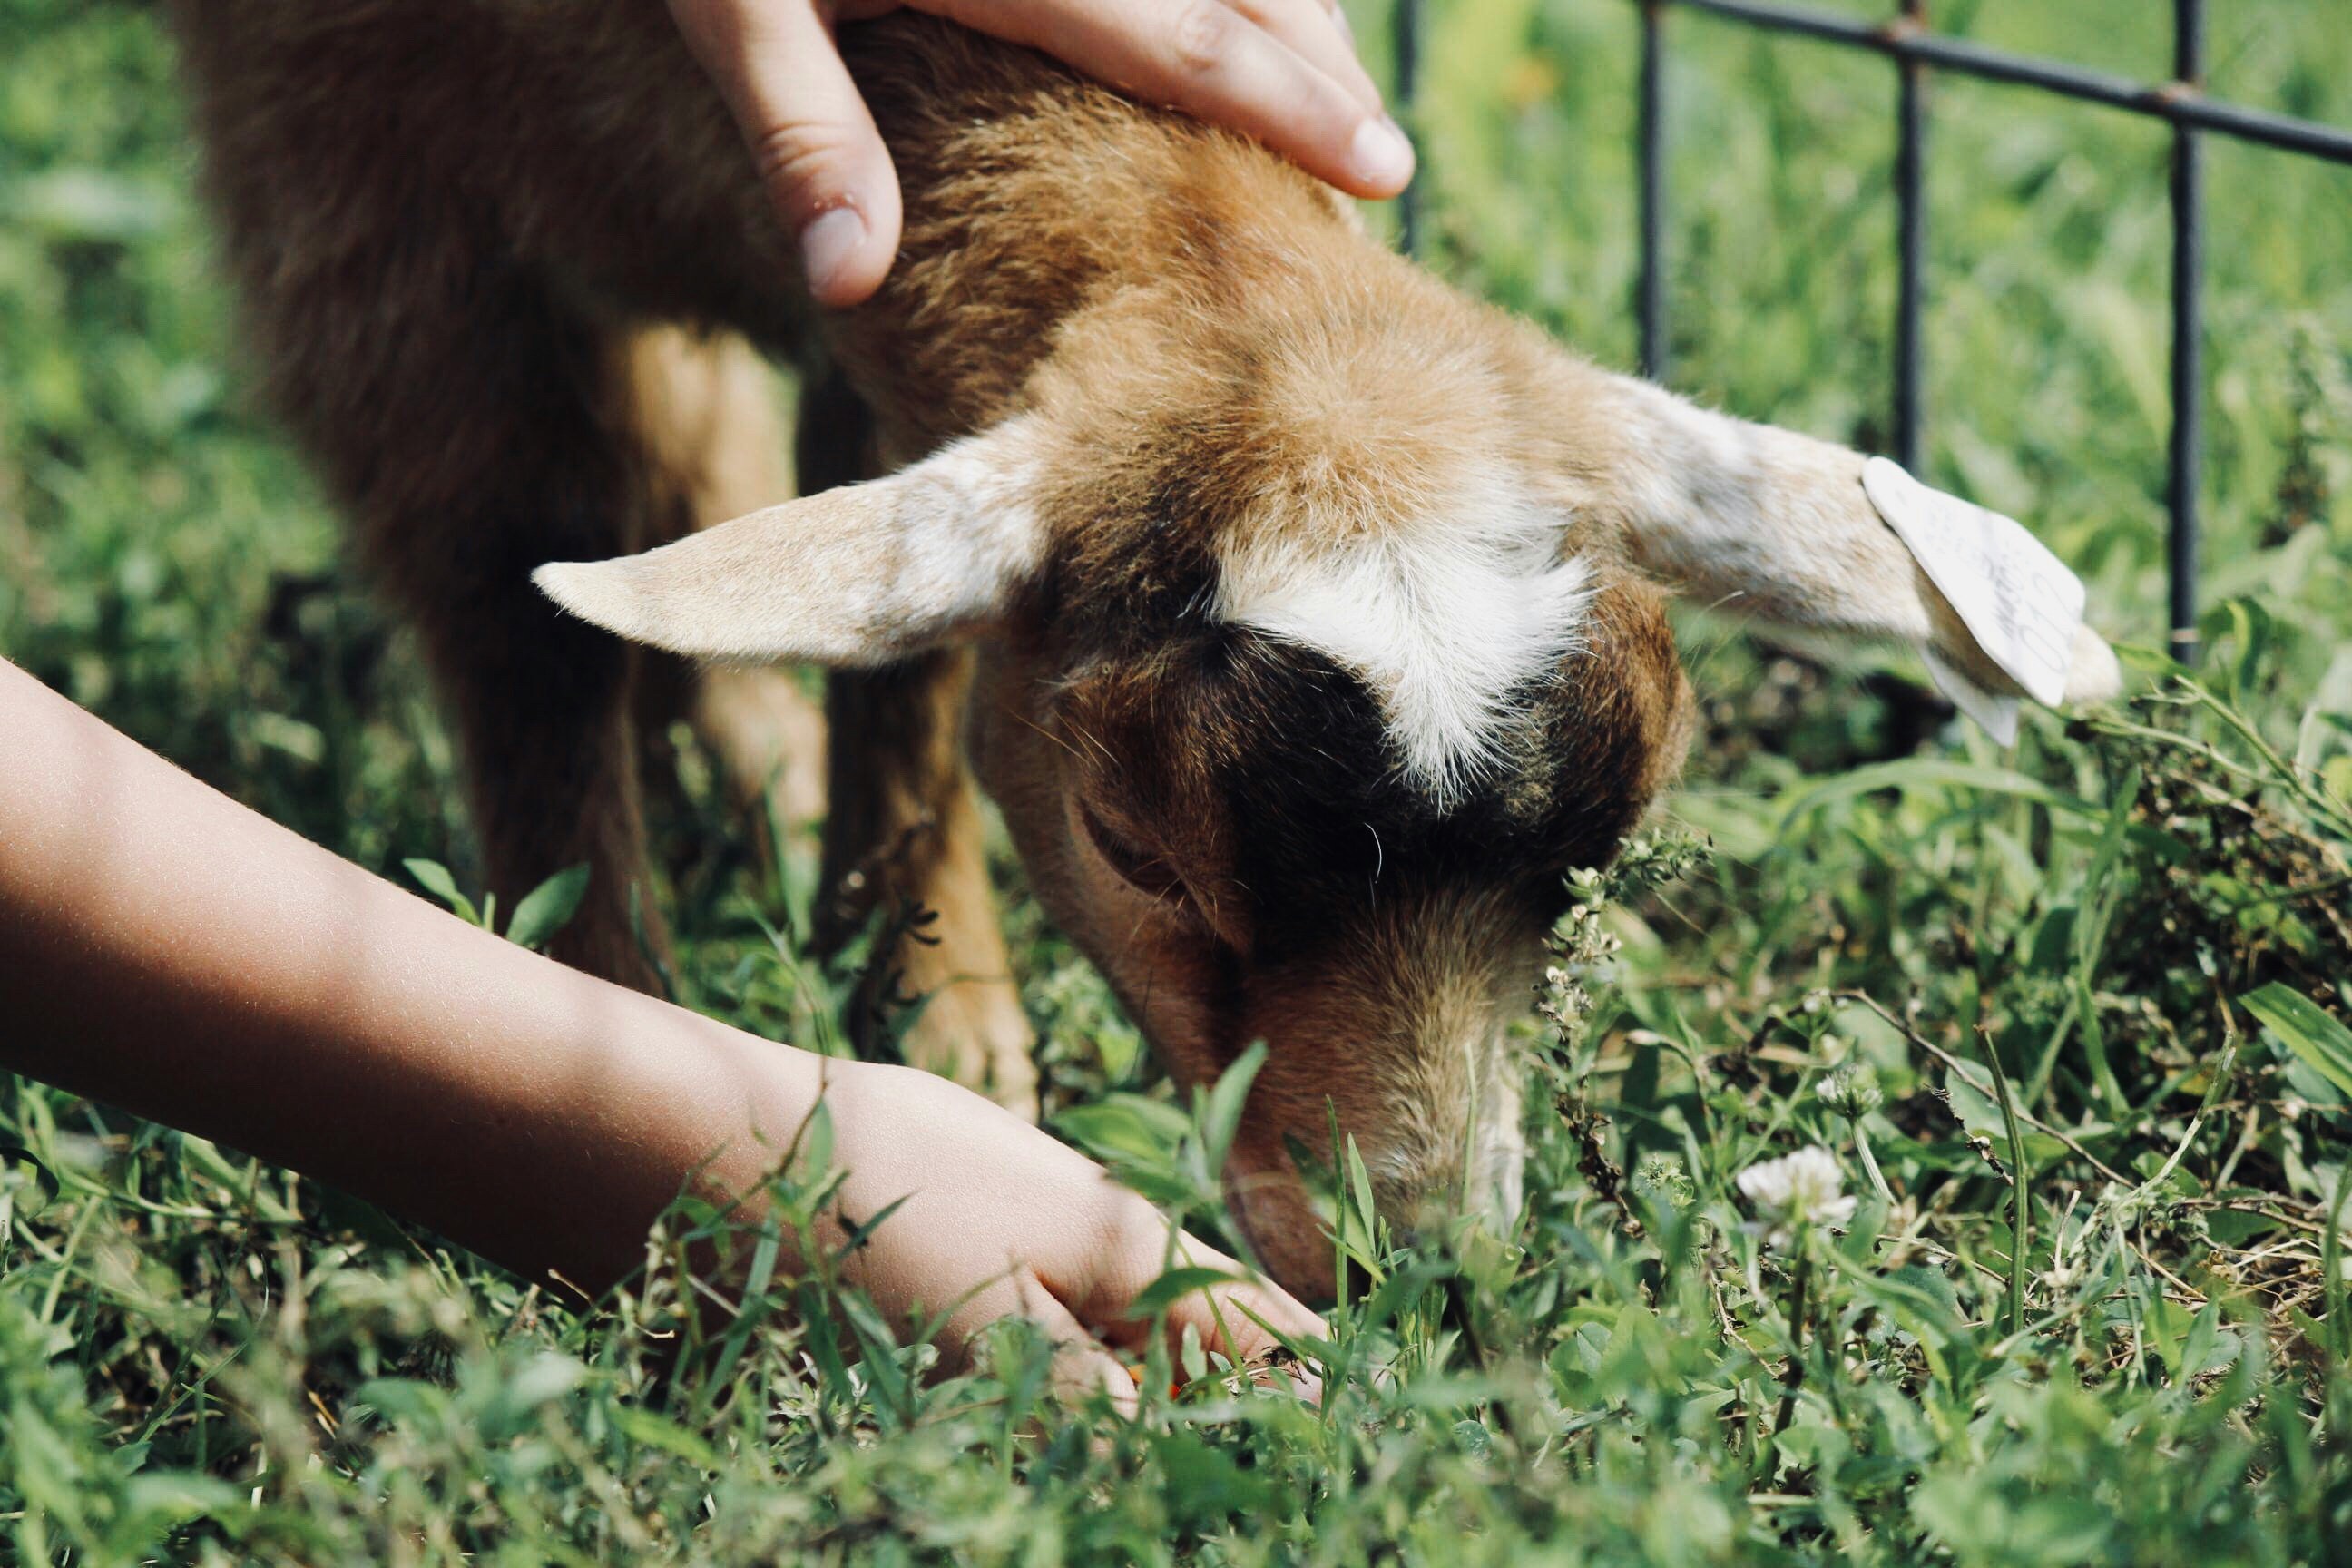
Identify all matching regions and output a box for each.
[666,0,1413,304]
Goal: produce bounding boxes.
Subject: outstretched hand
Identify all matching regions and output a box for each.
[666,0,1413,306]
[0,658,1320,1421]
[773,1061,1325,1410]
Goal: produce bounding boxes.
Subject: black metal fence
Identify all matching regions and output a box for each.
[1393,0,2352,662]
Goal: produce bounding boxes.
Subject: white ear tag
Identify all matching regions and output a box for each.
[1861,456,2085,740]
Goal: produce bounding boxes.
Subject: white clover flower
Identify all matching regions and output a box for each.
[1736,1145,1857,1250]
[1818,1063,1884,1119]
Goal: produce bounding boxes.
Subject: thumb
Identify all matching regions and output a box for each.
[667,0,904,307]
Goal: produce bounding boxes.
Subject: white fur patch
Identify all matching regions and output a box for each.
[1211,483,1592,805]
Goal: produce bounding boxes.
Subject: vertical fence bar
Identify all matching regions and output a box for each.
[1638,0,1668,378]
[2167,0,2205,662]
[1893,1,1927,471]
[1394,0,1422,257]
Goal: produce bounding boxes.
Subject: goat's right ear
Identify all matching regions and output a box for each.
[534,421,1045,666]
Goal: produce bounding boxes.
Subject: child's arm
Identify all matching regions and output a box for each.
[0,657,1318,1406]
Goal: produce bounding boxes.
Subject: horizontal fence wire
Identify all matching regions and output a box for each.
[1664,0,2352,162]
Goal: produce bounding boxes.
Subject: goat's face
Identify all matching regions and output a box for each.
[534,270,2113,1298]
[952,292,1693,1291]
[968,585,1687,1289]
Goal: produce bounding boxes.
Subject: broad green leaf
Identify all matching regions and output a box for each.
[1126,1264,1244,1321]
[1200,1041,1268,1176]
[118,1471,241,1524]
[1881,1263,1962,1321]
[478,1352,587,1436]
[1943,1067,2066,1166]
[611,1406,728,1471]
[1346,1134,1379,1249]
[1354,1257,1448,1337]
[1152,1430,1271,1524]
[2242,984,2352,1099]
[2203,1207,2278,1247]
[798,1099,835,1191]
[1178,1321,1208,1385]
[505,863,590,951]
[402,858,478,924]
[1055,1095,1191,1167]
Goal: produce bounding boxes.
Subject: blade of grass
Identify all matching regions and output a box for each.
[1981,1026,2031,1338]
[2328,1161,2351,1367]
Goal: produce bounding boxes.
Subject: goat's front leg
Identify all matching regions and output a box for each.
[621,328,828,832]
[787,368,1035,1113]
[819,653,1038,1116]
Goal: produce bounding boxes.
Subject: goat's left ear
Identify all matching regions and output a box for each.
[1570,370,2122,740]
[534,420,1045,666]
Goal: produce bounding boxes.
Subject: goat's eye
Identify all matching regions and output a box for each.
[1077,801,1190,904]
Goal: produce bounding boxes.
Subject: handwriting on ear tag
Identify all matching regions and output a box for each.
[1862,457,2085,729]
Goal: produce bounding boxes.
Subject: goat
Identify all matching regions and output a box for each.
[170,4,2118,1294]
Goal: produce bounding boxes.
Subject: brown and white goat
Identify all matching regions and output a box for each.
[171,5,2117,1293]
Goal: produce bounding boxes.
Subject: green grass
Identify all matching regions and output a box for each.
[5,0,2352,1561]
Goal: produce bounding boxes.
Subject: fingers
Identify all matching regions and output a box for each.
[666,0,905,308]
[1016,1269,1144,1416]
[952,0,1414,199]
[933,1264,1142,1416]
[956,1213,1324,1409]
[1154,1263,1327,1400]
[1056,1203,1328,1397]
[1015,1256,1318,1408]
[671,0,1409,307]
[1227,0,1381,116]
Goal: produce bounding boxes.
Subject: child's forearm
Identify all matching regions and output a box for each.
[0,657,825,1293]
[0,660,1325,1400]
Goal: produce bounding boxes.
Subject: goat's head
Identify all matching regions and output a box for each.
[536,264,2117,1298]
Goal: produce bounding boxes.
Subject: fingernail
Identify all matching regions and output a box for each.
[797,205,867,301]
[1332,4,1357,51]
[1349,115,1415,190]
